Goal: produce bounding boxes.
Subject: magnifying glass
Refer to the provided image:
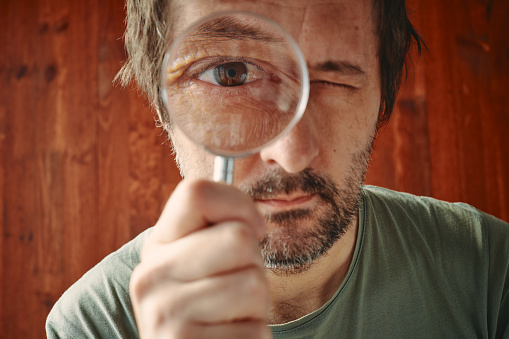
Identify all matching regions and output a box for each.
[161,11,309,184]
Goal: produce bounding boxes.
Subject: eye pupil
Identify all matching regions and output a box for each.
[214,62,247,86]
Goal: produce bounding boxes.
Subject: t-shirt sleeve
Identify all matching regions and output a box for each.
[45,228,151,338]
[483,212,509,338]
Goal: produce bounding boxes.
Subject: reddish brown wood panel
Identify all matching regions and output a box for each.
[1,0,179,337]
[367,0,509,222]
[1,0,508,337]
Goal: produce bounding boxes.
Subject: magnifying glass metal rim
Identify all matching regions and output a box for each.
[160,10,310,159]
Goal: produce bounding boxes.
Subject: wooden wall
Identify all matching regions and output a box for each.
[1,0,180,336]
[367,0,509,221]
[1,0,507,337]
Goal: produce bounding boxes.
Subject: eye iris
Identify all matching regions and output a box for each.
[213,62,248,86]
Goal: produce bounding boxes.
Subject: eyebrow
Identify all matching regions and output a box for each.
[312,60,366,76]
[188,17,285,44]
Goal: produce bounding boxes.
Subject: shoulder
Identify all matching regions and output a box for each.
[361,186,509,336]
[362,185,487,223]
[361,185,508,238]
[45,228,152,338]
[360,185,509,269]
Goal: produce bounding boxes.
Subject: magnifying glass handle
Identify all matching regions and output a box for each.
[214,156,234,185]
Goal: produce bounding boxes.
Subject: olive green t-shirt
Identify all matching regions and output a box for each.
[46,186,509,338]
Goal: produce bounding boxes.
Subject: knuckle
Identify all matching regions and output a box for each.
[129,265,149,302]
[130,273,190,328]
[182,178,212,200]
[172,179,209,208]
[136,297,184,338]
[129,261,182,306]
[228,222,253,245]
[223,223,259,264]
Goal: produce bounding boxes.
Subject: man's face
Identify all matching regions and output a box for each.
[169,0,381,271]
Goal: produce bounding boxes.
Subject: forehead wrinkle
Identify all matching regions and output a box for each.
[216,0,345,6]
[187,16,285,44]
[295,1,378,72]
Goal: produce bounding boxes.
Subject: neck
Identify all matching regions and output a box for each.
[265,218,358,325]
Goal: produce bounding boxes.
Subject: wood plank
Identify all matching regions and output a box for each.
[27,0,100,335]
[0,0,9,333]
[97,0,131,252]
[420,0,509,221]
[483,0,509,221]
[3,0,41,336]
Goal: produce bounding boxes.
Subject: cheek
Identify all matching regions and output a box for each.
[309,88,379,146]
[170,128,216,180]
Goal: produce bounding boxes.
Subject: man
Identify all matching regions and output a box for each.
[46,0,509,338]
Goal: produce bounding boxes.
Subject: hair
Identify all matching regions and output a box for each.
[115,0,425,131]
[115,0,174,130]
[373,0,425,128]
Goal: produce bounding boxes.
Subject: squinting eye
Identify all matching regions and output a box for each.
[311,80,356,90]
[198,62,260,87]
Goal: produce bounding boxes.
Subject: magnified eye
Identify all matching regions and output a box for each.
[198,61,261,87]
[215,62,247,86]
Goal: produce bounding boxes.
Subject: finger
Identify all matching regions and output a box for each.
[150,179,265,245]
[133,266,269,326]
[184,267,269,323]
[141,221,263,282]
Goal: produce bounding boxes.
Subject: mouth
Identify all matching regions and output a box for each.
[254,193,316,210]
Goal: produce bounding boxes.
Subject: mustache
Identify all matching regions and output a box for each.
[239,168,339,203]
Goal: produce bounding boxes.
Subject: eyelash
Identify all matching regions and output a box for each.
[188,57,261,80]
[311,80,356,90]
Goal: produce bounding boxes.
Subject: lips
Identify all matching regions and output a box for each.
[254,194,315,208]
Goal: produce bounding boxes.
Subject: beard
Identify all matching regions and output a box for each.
[239,141,373,274]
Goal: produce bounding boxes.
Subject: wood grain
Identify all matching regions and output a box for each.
[1,0,178,336]
[1,0,508,337]
[368,0,509,223]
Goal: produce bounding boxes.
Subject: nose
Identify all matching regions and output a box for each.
[259,114,319,173]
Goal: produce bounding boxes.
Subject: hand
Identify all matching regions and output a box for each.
[130,179,272,339]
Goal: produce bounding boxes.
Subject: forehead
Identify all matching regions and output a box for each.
[172,0,376,43]
[171,0,378,72]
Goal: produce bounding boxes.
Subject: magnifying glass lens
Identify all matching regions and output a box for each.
[161,11,309,182]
